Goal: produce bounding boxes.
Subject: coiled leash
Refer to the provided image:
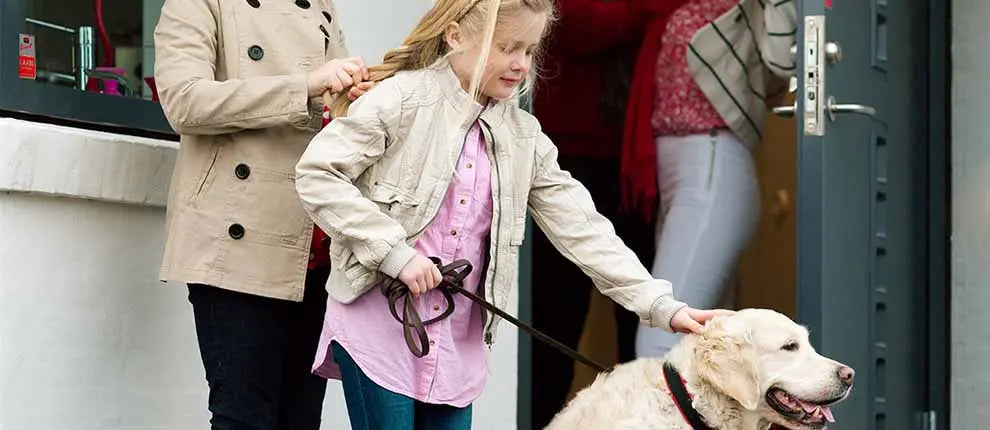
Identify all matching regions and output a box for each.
[382,257,609,372]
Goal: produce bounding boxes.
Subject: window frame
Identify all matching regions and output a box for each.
[0,0,176,137]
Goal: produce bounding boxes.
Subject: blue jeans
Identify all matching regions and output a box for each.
[331,342,473,430]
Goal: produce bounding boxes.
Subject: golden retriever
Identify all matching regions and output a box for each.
[546,309,854,430]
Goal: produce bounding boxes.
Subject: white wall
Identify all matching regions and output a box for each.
[0,119,202,429]
[0,2,521,427]
[952,0,990,427]
[334,0,431,64]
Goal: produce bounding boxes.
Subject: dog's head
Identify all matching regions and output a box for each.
[692,309,854,429]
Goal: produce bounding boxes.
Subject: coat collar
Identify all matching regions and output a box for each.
[425,58,509,130]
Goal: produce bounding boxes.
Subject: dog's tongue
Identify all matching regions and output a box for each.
[799,400,836,423]
[821,406,835,422]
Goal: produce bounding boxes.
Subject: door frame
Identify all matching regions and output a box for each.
[924,0,950,427]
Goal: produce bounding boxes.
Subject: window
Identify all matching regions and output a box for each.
[0,0,175,137]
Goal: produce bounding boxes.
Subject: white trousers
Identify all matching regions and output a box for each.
[635,130,761,358]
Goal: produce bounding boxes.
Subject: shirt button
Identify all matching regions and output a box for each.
[433,305,440,311]
[450,229,457,236]
[459,199,467,205]
[429,340,436,346]
[466,162,473,168]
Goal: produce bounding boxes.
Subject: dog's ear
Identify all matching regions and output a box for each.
[693,317,761,410]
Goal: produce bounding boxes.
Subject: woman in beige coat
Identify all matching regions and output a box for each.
[153,0,368,427]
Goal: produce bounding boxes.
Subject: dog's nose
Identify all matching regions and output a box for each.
[837,366,855,386]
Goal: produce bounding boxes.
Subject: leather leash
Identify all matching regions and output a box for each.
[382,258,609,373]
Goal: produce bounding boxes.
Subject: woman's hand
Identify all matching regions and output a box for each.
[397,254,443,297]
[307,57,369,98]
[348,81,378,101]
[670,307,735,334]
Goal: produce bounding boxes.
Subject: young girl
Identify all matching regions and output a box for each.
[295,0,724,427]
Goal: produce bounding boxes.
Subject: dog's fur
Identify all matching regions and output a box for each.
[546,309,853,430]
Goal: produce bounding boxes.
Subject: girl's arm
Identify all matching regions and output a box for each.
[295,80,418,279]
[527,133,688,331]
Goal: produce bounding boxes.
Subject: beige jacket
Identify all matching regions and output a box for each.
[689,0,798,146]
[154,0,348,300]
[295,60,687,342]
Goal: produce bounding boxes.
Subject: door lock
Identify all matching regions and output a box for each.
[825,42,843,64]
[772,18,877,128]
[803,15,826,135]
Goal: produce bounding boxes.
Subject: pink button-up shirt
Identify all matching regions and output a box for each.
[312,122,493,407]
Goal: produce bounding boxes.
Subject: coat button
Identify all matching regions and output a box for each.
[247,45,264,61]
[246,0,260,7]
[234,163,251,180]
[294,0,311,9]
[321,11,332,24]
[228,224,245,240]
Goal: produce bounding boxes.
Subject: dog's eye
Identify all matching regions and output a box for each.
[781,342,799,351]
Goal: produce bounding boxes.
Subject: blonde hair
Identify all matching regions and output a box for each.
[330,0,556,118]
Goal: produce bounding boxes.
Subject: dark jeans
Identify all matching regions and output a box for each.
[187,266,331,430]
[530,156,654,429]
[332,342,473,430]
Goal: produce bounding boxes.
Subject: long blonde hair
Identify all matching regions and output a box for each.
[330,0,556,118]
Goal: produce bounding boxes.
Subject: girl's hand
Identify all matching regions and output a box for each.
[307,57,369,98]
[397,254,443,297]
[670,307,735,334]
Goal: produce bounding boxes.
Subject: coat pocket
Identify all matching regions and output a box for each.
[230,165,310,244]
[330,240,380,296]
[367,181,423,234]
[189,145,221,204]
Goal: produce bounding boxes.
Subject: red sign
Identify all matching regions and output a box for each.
[18,34,36,80]
[826,0,833,9]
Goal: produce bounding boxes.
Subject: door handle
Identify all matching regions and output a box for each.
[772,104,796,117]
[774,98,876,120]
[770,76,799,117]
[826,96,877,121]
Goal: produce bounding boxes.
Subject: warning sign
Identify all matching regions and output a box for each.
[18,34,36,80]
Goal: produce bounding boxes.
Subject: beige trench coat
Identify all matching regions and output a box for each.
[154,0,348,301]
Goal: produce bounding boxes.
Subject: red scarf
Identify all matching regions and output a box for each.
[620,0,689,222]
